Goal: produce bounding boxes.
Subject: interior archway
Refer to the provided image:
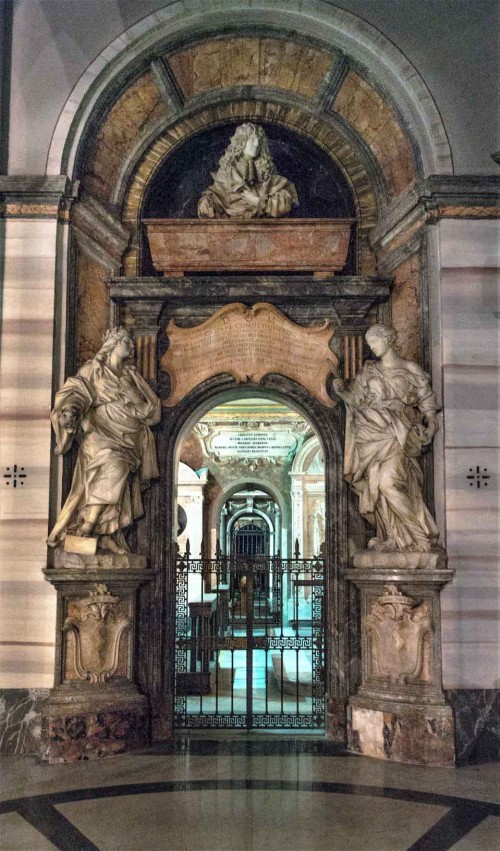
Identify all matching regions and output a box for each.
[172,390,327,729]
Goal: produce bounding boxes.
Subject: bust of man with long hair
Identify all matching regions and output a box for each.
[198,123,298,219]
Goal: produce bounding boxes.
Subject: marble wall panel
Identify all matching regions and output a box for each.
[0,219,58,689]
[442,644,499,690]
[0,645,54,689]
[390,252,422,363]
[167,37,332,100]
[441,562,499,645]
[333,72,416,197]
[445,510,499,558]
[437,220,499,692]
[439,220,499,269]
[441,268,499,367]
[442,367,498,446]
[0,688,50,755]
[76,248,110,367]
[81,70,168,204]
[445,448,497,511]
[445,689,500,763]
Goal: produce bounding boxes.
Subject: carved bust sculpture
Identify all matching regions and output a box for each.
[47,327,161,554]
[333,324,439,552]
[197,122,298,219]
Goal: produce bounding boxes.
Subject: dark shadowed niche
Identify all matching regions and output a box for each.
[140,121,357,274]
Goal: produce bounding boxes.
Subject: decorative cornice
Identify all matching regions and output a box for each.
[0,175,78,218]
[371,175,500,251]
[108,274,391,335]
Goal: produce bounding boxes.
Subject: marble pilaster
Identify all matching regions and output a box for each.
[0,179,76,690]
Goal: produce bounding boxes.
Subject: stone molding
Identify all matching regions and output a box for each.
[150,56,185,112]
[371,175,500,253]
[0,175,78,218]
[71,196,130,270]
[108,275,391,335]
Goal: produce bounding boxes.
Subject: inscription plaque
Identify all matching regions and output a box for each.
[161,303,338,407]
[210,431,297,458]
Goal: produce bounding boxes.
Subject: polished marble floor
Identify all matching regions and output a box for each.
[1,738,499,850]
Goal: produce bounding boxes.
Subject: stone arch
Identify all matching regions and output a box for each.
[210,477,288,554]
[226,507,276,555]
[119,101,379,276]
[149,373,348,737]
[291,435,323,477]
[47,1,452,180]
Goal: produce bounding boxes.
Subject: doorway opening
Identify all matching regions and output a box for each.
[173,395,326,730]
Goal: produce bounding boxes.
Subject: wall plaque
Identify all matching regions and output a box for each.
[161,303,338,407]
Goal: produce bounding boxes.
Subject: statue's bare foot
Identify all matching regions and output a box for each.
[46,535,59,548]
[368,537,397,552]
[410,540,431,552]
[100,535,127,555]
[76,521,95,537]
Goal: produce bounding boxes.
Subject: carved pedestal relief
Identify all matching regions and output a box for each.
[63,584,131,685]
[363,584,432,686]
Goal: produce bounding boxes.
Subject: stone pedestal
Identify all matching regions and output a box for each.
[345,549,455,766]
[42,553,152,763]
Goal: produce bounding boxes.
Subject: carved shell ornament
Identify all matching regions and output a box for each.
[63,584,131,685]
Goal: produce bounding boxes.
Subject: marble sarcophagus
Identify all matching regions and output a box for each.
[143,218,355,275]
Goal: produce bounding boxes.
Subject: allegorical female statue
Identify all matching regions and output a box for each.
[197,122,298,219]
[333,324,439,552]
[47,327,161,554]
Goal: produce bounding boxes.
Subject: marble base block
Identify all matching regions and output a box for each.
[352,548,447,571]
[348,698,455,766]
[346,548,455,765]
[41,684,149,763]
[48,548,147,571]
[42,550,153,761]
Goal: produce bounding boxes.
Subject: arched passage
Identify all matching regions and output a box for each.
[130,373,356,739]
[166,382,333,730]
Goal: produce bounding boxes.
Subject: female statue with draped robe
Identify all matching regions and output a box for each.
[47,327,161,554]
[333,324,439,552]
[197,123,298,219]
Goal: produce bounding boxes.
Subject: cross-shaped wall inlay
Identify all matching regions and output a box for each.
[466,466,490,489]
[3,465,27,488]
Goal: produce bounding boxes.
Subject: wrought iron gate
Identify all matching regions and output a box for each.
[174,548,325,729]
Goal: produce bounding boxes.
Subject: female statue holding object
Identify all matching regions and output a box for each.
[332,324,439,552]
[47,327,161,553]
